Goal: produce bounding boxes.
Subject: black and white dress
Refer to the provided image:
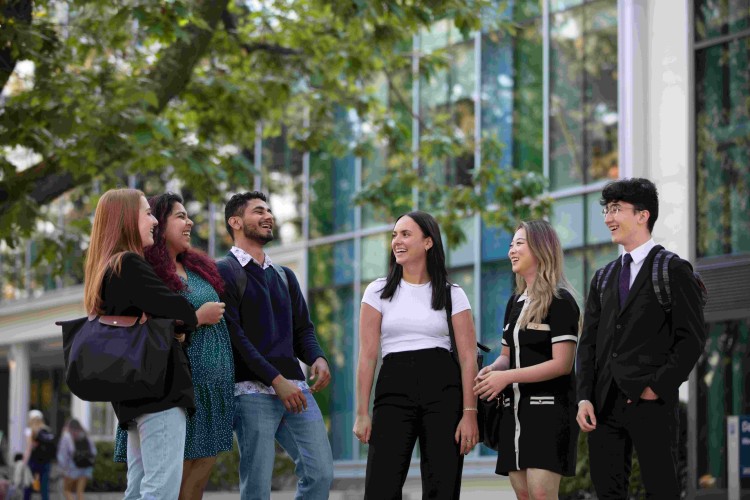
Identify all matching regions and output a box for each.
[495,290,580,477]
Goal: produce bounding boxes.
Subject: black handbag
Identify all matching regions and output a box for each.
[57,313,175,402]
[445,285,499,449]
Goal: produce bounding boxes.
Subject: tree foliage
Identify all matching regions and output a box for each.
[0,0,550,290]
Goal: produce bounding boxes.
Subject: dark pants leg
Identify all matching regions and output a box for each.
[417,355,464,500]
[365,348,463,500]
[365,354,421,500]
[628,399,680,499]
[588,386,633,500]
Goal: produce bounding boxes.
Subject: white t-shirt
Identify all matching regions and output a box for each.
[361,278,471,357]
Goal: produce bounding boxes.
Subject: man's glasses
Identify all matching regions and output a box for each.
[601,205,640,217]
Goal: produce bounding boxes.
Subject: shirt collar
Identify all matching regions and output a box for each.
[230,246,273,270]
[625,238,656,266]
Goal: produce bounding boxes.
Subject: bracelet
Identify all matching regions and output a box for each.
[463,407,478,412]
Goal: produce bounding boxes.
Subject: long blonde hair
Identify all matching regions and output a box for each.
[514,220,577,329]
[83,189,147,315]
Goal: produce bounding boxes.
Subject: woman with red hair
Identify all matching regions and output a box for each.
[114,193,234,500]
[83,188,220,500]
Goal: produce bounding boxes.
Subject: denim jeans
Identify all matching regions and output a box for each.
[234,391,333,500]
[123,407,186,500]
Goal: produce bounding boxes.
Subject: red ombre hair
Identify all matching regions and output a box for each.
[145,193,224,295]
[83,188,146,315]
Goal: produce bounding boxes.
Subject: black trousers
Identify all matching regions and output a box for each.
[364,348,464,500]
[588,384,680,499]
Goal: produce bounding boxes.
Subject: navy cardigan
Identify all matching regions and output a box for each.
[217,253,326,386]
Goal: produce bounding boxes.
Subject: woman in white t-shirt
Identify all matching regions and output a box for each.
[353,211,479,499]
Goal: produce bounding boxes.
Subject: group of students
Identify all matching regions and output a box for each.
[353,177,705,500]
[77,176,704,500]
[82,189,332,500]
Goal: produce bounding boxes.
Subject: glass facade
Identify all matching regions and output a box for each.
[694,1,750,492]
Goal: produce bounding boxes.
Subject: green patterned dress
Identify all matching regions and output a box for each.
[114,270,234,461]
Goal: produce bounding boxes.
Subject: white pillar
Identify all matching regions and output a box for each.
[8,343,30,461]
[70,395,91,431]
[644,0,692,258]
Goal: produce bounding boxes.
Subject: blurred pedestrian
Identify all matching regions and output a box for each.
[474,220,580,499]
[22,409,55,500]
[57,419,96,500]
[354,211,479,499]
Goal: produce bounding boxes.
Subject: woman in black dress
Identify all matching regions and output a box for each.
[474,219,580,499]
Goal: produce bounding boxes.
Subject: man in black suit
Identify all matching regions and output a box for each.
[576,178,706,499]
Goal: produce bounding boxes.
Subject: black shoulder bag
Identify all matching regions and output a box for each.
[444,284,500,450]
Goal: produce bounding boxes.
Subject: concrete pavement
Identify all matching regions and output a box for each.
[77,477,517,499]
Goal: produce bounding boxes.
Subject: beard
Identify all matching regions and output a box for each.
[242,224,275,244]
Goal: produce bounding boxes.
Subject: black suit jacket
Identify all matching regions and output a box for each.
[576,245,706,413]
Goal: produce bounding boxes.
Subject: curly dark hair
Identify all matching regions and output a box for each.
[600,177,659,232]
[145,193,224,295]
[224,191,268,239]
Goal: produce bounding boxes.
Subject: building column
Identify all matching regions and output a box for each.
[70,395,91,432]
[7,343,30,461]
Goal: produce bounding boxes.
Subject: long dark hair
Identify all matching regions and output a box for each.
[379,211,450,311]
[145,193,225,294]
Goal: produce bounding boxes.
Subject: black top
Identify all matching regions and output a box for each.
[501,289,580,400]
[217,253,326,385]
[101,252,199,426]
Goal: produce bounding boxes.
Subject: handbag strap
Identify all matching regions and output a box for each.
[89,313,148,326]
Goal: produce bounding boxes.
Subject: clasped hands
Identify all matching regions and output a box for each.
[473,365,509,401]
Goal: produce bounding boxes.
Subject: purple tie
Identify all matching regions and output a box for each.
[619,253,633,309]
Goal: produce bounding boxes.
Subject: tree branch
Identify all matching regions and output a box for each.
[0,0,229,221]
[220,8,302,56]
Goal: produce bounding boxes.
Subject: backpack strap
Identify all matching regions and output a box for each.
[651,246,677,314]
[218,255,248,300]
[596,259,619,306]
[271,263,289,291]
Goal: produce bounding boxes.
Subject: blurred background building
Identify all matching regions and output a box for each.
[1,0,748,497]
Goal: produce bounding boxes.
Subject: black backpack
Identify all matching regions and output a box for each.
[30,428,56,464]
[595,245,709,314]
[73,436,95,468]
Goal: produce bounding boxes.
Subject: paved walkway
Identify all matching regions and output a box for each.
[78,477,516,499]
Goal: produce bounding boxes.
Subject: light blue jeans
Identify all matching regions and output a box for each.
[123,407,186,500]
[234,391,333,500]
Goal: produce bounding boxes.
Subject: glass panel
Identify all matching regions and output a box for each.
[449,265,475,310]
[361,233,390,282]
[550,1,619,189]
[333,240,355,286]
[309,151,356,239]
[587,192,611,245]
[481,221,512,262]
[308,286,355,460]
[584,2,619,184]
[420,30,476,209]
[550,8,584,188]
[695,319,750,490]
[551,195,585,249]
[309,244,334,289]
[695,0,750,42]
[562,248,585,307]
[263,131,304,245]
[696,36,750,257]
[447,217,476,268]
[514,20,545,173]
